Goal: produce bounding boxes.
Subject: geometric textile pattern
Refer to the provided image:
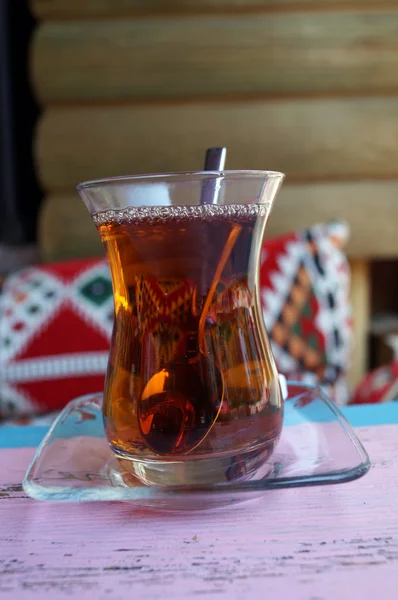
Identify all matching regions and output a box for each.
[68,261,114,339]
[135,276,195,365]
[0,259,111,418]
[303,221,352,386]
[260,220,351,400]
[0,222,352,418]
[351,360,398,405]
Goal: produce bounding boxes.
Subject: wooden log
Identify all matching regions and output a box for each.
[39,182,398,261]
[31,0,396,19]
[36,99,398,190]
[32,13,398,102]
[39,194,103,262]
[270,181,398,259]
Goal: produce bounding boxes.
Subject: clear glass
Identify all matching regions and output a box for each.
[22,383,371,511]
[77,171,285,486]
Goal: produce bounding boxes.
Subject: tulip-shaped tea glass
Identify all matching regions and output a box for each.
[77,171,285,487]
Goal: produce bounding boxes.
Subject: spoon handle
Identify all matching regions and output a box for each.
[198,224,242,355]
[200,147,227,206]
[203,147,227,171]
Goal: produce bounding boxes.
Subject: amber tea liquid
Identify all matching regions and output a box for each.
[96,204,283,485]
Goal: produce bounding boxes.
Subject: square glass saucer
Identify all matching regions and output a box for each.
[23,382,370,511]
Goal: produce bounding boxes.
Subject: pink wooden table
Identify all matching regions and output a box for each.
[1,404,398,599]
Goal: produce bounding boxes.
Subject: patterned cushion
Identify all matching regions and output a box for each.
[351,361,398,404]
[261,221,351,404]
[0,259,112,417]
[0,221,351,418]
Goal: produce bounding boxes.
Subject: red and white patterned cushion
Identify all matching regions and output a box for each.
[0,259,112,416]
[351,361,398,404]
[261,221,352,404]
[0,221,352,418]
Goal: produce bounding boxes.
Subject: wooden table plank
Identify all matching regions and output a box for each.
[1,420,398,599]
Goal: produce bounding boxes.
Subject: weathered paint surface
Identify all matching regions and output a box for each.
[0,423,397,599]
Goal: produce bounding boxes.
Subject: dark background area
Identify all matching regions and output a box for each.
[0,0,41,245]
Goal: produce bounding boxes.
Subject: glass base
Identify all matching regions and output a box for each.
[113,439,279,487]
[23,382,370,511]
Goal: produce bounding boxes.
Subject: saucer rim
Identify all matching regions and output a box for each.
[22,381,371,502]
